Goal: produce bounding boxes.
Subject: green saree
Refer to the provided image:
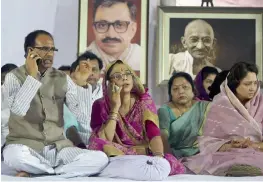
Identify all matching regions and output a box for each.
[158,101,210,158]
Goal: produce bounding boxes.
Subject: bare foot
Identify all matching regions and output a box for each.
[16,171,30,177]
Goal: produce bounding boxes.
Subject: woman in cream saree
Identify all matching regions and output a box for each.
[184,62,263,176]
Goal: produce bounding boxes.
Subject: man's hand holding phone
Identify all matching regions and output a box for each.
[25,48,42,78]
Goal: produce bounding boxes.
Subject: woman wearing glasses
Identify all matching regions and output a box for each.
[88,60,185,180]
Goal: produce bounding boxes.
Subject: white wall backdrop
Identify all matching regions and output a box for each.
[1,0,263,107]
[1,0,79,68]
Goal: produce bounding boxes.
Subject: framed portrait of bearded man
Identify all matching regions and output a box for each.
[157,7,263,85]
[78,0,148,84]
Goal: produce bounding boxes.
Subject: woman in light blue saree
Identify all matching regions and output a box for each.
[158,72,210,159]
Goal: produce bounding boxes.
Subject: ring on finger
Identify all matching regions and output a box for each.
[115,86,120,92]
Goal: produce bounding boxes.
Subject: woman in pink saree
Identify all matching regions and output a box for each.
[184,62,263,176]
[88,60,185,180]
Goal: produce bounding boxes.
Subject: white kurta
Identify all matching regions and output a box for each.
[3,144,108,177]
[169,50,221,79]
[2,72,109,176]
[1,86,10,147]
[78,83,103,144]
[87,41,141,71]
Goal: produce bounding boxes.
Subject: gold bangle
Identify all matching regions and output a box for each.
[108,114,118,121]
[152,152,164,157]
[110,111,119,115]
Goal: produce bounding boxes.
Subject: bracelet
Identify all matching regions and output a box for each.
[152,152,164,157]
[108,113,118,121]
[110,111,119,115]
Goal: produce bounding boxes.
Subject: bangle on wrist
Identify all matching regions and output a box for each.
[108,113,118,120]
[110,111,119,115]
[152,152,164,157]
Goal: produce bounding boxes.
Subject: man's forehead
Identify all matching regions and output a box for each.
[185,20,214,38]
[94,3,131,21]
[186,27,213,38]
[35,34,54,45]
[80,59,99,66]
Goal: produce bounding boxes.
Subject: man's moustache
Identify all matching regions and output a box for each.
[102,37,121,43]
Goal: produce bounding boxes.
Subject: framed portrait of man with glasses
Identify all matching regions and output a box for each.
[78,0,148,84]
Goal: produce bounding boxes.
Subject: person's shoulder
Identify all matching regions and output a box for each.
[158,104,170,112]
[130,43,142,55]
[169,51,186,60]
[131,43,141,49]
[52,68,67,77]
[169,51,189,65]
[93,97,105,105]
[196,100,210,106]
[10,65,25,74]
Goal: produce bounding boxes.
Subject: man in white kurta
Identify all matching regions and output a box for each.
[88,0,141,71]
[2,30,108,177]
[64,51,104,147]
[169,19,221,78]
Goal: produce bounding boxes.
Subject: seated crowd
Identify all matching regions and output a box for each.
[1,30,263,180]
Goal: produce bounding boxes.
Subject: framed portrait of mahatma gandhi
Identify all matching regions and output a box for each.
[157,7,263,85]
[78,0,148,84]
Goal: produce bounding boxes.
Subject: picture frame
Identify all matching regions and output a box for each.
[157,7,263,85]
[78,0,149,84]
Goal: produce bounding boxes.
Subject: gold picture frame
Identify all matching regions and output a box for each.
[157,7,263,85]
[78,0,149,84]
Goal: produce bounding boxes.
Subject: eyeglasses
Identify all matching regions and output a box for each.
[110,71,133,81]
[33,47,58,52]
[188,37,213,46]
[93,20,130,33]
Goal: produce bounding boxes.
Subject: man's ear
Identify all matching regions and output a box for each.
[181,36,187,48]
[212,38,217,48]
[128,22,137,40]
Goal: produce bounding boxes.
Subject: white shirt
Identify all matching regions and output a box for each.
[87,41,141,71]
[3,72,96,145]
[78,83,103,144]
[169,50,221,79]
[1,86,10,146]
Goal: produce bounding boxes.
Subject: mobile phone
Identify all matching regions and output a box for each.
[26,47,42,64]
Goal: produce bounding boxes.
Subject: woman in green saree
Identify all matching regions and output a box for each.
[158,72,210,159]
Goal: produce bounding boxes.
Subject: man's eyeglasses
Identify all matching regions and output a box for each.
[110,71,133,81]
[33,47,58,52]
[93,20,130,33]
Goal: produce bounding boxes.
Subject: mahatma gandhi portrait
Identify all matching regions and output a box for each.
[86,0,142,71]
[169,19,220,78]
[169,18,256,79]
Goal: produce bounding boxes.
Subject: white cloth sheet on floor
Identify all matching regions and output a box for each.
[2,162,263,181]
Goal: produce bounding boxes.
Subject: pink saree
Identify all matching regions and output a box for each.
[183,78,263,175]
[88,60,185,175]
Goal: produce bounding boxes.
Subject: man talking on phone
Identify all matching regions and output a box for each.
[2,30,108,177]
